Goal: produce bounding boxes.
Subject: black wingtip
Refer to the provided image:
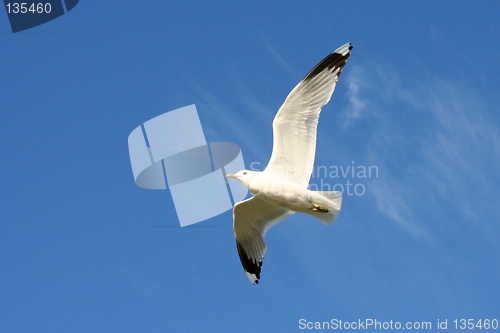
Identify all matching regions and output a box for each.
[236,241,262,284]
[303,42,353,82]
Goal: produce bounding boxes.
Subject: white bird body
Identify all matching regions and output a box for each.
[227,42,353,284]
[237,170,340,216]
[252,174,312,212]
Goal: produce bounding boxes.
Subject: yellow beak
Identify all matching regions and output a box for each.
[226,174,236,178]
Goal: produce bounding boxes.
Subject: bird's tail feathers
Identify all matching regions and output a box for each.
[307,190,342,226]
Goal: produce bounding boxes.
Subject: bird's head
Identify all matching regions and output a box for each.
[226,170,258,188]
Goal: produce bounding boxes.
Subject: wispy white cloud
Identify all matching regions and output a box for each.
[343,60,500,246]
[367,157,432,241]
[341,65,369,128]
[416,80,500,249]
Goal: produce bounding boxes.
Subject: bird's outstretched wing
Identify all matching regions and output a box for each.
[233,196,294,284]
[265,42,353,187]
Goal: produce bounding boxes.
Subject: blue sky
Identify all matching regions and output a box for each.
[1,1,499,332]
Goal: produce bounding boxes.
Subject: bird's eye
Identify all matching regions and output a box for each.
[242,172,247,175]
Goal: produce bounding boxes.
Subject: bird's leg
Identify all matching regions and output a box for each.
[310,202,329,213]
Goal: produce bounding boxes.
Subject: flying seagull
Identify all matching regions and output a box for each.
[226,42,353,284]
